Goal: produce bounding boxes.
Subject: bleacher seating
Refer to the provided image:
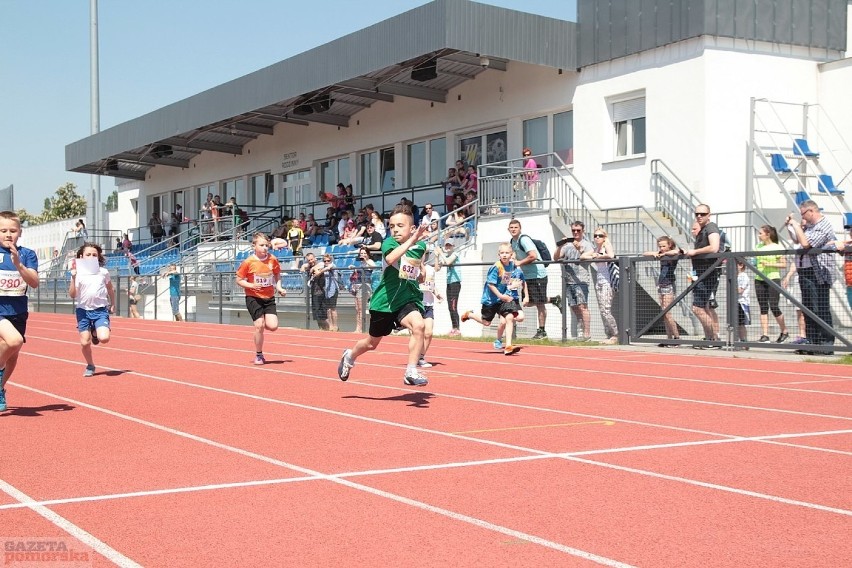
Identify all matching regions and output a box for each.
[770,153,792,173]
[793,190,810,206]
[793,138,819,158]
[817,174,844,196]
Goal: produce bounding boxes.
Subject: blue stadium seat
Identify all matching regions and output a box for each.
[843,212,852,228]
[770,153,792,173]
[793,190,810,206]
[792,138,819,158]
[817,174,844,196]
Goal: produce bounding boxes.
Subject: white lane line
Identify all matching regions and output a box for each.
[25,321,852,395]
[23,336,852,423]
[18,349,852,459]
[0,479,143,567]
[8,384,630,567]
[563,457,852,517]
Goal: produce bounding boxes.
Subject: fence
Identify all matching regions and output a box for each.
[30,248,851,354]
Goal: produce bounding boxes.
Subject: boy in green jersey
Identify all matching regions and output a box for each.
[338,205,430,386]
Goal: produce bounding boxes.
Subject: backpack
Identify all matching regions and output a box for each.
[519,234,552,267]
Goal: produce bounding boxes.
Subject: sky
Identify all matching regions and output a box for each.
[0,0,576,214]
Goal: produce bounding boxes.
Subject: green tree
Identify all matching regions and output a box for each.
[106,190,118,211]
[17,182,87,225]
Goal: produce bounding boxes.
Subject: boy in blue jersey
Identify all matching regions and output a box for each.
[461,243,525,355]
[0,211,40,412]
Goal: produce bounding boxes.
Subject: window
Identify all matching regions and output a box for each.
[429,138,446,183]
[522,116,547,157]
[282,170,311,209]
[458,129,507,171]
[222,177,244,203]
[360,151,379,196]
[380,148,395,192]
[320,157,350,193]
[553,111,573,165]
[611,96,646,158]
[250,174,272,207]
[407,141,426,187]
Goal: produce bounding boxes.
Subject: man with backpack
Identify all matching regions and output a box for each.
[686,204,722,347]
[508,219,561,340]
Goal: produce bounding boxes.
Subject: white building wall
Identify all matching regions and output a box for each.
[137,62,579,223]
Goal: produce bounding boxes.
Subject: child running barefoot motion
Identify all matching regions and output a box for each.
[461,243,525,355]
[236,233,287,365]
[0,211,40,411]
[68,243,116,377]
[338,204,431,386]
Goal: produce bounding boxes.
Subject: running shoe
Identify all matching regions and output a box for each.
[253,354,266,365]
[90,323,99,345]
[551,294,564,314]
[417,357,433,368]
[83,364,96,377]
[504,345,521,356]
[338,349,353,381]
[0,387,6,412]
[776,332,789,343]
[403,370,428,386]
[493,339,503,350]
[758,335,770,342]
[790,336,809,345]
[460,310,472,323]
[531,328,547,340]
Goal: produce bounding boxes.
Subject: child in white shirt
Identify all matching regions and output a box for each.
[69,243,116,377]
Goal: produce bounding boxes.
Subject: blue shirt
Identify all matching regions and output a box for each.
[481,261,516,305]
[169,274,181,297]
[0,246,38,316]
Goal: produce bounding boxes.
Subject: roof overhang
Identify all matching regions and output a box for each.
[66,0,576,180]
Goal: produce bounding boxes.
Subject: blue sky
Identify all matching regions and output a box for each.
[0,0,576,214]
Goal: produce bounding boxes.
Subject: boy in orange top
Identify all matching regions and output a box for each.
[236,233,287,364]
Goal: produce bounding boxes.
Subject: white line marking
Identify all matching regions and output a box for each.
[0,479,143,567]
[8,384,630,567]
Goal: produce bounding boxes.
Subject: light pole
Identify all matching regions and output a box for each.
[90,0,100,236]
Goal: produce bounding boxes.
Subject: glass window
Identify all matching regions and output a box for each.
[320,161,335,193]
[360,151,379,196]
[380,148,395,192]
[250,174,265,207]
[459,135,481,167]
[553,111,573,165]
[407,141,426,187]
[429,137,446,183]
[611,96,646,158]
[282,169,312,209]
[522,116,547,156]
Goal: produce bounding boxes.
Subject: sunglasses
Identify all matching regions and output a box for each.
[593,233,605,238]
[694,212,709,217]
[571,229,583,233]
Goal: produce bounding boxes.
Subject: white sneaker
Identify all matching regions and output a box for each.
[403,370,428,386]
[417,357,432,368]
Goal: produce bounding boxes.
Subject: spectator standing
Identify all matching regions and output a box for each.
[753,225,789,343]
[0,211,40,412]
[785,199,836,354]
[443,167,462,211]
[522,148,540,209]
[686,205,721,347]
[161,264,183,322]
[128,275,142,319]
[735,258,751,346]
[122,233,132,251]
[831,223,852,309]
[287,220,305,254]
[464,165,478,193]
[68,243,115,377]
[342,184,356,213]
[554,223,592,340]
[348,247,377,333]
[336,206,431,386]
[126,250,140,275]
[148,212,164,243]
[581,227,618,344]
[301,253,330,331]
[235,233,287,364]
[438,241,462,336]
[417,254,442,367]
[320,253,340,332]
[508,219,555,340]
[643,236,683,347]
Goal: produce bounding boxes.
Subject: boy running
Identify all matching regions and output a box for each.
[461,243,525,355]
[0,211,39,411]
[338,204,430,386]
[236,233,287,365]
[69,243,116,376]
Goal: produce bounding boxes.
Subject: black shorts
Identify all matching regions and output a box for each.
[481,300,520,323]
[692,269,720,308]
[245,296,277,321]
[0,313,28,343]
[322,293,339,309]
[311,293,328,321]
[526,277,548,304]
[369,303,422,337]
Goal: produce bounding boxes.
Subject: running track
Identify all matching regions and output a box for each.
[0,313,850,566]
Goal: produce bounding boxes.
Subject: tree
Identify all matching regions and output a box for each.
[106,190,118,211]
[16,182,87,225]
